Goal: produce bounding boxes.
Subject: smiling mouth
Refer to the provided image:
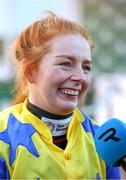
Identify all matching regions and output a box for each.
[59,88,80,96]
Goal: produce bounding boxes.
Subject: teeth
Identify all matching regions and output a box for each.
[60,89,79,96]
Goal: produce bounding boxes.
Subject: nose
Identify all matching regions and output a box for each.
[70,67,86,82]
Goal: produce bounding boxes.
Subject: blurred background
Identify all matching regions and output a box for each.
[0,0,126,125]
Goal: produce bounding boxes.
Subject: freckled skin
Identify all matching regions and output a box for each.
[28,34,92,115]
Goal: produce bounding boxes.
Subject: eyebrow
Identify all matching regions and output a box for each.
[55,55,92,64]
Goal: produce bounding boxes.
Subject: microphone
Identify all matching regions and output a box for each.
[94,118,126,171]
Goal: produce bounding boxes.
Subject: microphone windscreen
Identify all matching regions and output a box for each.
[94,118,126,167]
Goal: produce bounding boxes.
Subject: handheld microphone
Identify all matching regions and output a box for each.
[94,118,126,171]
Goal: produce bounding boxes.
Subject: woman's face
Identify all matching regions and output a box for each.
[29,34,92,115]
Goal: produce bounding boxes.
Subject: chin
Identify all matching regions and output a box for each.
[58,104,78,115]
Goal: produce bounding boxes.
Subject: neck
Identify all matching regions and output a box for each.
[27,100,72,136]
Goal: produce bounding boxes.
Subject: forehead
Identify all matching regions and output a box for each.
[50,34,91,59]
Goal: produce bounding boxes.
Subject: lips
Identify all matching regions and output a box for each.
[59,88,80,96]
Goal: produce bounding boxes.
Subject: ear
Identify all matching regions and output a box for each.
[23,62,35,83]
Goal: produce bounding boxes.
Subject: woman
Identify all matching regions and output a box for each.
[0,12,120,179]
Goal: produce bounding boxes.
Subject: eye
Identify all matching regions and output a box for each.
[59,61,72,69]
[82,64,91,73]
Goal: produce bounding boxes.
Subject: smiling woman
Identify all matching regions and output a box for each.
[0,11,120,179]
[27,34,92,115]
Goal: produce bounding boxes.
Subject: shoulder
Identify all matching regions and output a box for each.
[0,102,23,114]
[75,109,121,179]
[0,103,24,127]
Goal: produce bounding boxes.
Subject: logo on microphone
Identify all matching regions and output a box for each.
[98,128,121,142]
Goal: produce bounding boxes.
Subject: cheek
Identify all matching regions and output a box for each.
[81,76,91,94]
[85,74,91,86]
[49,70,69,85]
